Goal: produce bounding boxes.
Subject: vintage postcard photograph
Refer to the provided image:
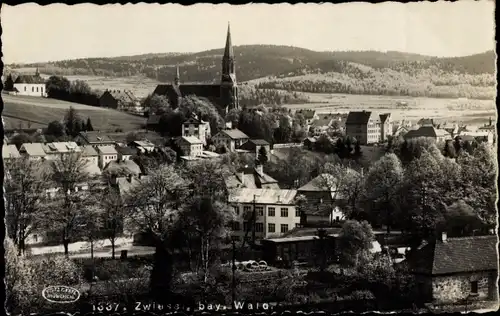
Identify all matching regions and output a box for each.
[1,2,498,315]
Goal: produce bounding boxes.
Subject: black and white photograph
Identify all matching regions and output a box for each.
[1,2,498,315]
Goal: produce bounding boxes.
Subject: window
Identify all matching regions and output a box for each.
[25,86,27,91]
[243,221,249,232]
[281,208,289,217]
[232,221,240,231]
[256,206,264,217]
[234,206,240,216]
[280,224,289,233]
[255,223,263,232]
[41,87,43,93]
[36,87,39,92]
[268,207,275,216]
[471,281,478,294]
[32,87,34,92]
[296,210,301,217]
[243,206,252,213]
[33,234,38,242]
[268,223,275,233]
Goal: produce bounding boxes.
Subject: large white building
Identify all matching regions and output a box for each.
[13,70,47,97]
[228,188,300,242]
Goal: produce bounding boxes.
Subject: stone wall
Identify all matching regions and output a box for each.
[432,271,495,304]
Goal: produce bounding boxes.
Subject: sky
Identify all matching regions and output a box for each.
[1,2,496,64]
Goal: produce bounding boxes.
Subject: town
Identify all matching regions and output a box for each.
[3,5,498,316]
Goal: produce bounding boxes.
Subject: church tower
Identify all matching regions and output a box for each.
[220,22,239,111]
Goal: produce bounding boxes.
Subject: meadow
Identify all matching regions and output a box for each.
[2,94,146,131]
[283,92,497,129]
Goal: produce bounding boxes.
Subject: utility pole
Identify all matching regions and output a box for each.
[252,194,257,244]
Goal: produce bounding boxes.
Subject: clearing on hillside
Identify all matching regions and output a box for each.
[2,94,146,131]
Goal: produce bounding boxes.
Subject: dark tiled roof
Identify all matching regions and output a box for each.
[103,90,138,104]
[218,129,249,140]
[249,139,270,146]
[115,146,138,156]
[345,111,372,125]
[379,113,391,124]
[408,235,498,275]
[404,126,450,139]
[14,74,46,84]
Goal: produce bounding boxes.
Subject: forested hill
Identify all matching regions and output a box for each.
[8,45,496,99]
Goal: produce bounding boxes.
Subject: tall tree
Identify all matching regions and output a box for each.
[86,117,94,131]
[46,120,66,138]
[364,153,405,233]
[101,186,126,259]
[338,220,375,268]
[45,75,71,99]
[43,152,98,256]
[5,158,49,254]
[63,106,84,137]
[4,73,15,91]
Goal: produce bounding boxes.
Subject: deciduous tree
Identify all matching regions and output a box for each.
[338,220,375,268]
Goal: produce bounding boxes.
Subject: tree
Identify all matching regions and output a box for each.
[257,146,269,164]
[69,79,92,95]
[353,142,362,159]
[43,152,98,256]
[45,75,71,99]
[274,116,293,143]
[180,95,225,135]
[364,153,405,233]
[443,140,456,158]
[86,117,94,131]
[4,73,15,91]
[10,133,34,150]
[46,120,66,137]
[441,200,487,237]
[338,220,375,268]
[124,165,190,300]
[64,106,85,137]
[126,132,141,144]
[142,94,171,115]
[101,186,126,259]
[5,158,49,254]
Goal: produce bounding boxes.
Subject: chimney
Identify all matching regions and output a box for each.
[440,231,447,242]
[256,164,263,174]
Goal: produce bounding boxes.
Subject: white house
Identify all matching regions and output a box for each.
[42,142,81,160]
[19,143,47,160]
[2,144,21,160]
[228,188,300,242]
[80,145,99,167]
[177,136,204,158]
[96,145,118,169]
[212,129,249,152]
[13,70,47,97]
[182,114,211,146]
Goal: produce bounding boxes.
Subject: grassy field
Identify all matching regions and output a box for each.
[2,94,146,131]
[283,93,496,129]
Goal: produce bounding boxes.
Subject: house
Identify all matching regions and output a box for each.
[458,131,494,145]
[404,126,451,143]
[225,164,280,190]
[152,25,239,112]
[212,129,249,152]
[99,89,139,110]
[238,139,271,156]
[42,142,81,159]
[12,69,47,97]
[379,113,393,142]
[303,137,318,150]
[406,233,498,305]
[129,140,156,153]
[104,160,142,177]
[182,114,211,146]
[439,123,460,138]
[115,146,137,161]
[19,143,46,160]
[417,118,437,127]
[176,136,204,157]
[2,144,21,159]
[309,113,345,136]
[478,118,495,133]
[296,174,347,226]
[345,111,382,145]
[80,145,99,167]
[228,188,300,242]
[75,132,117,147]
[96,145,118,169]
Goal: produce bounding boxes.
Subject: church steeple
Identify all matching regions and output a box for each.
[35,67,40,77]
[224,22,234,59]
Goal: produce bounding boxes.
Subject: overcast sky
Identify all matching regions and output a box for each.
[1,2,496,64]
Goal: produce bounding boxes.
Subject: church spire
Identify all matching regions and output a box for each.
[224,22,234,58]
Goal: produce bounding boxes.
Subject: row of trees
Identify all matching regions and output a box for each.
[45,75,102,106]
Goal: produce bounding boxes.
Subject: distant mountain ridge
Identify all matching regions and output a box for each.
[6,45,495,99]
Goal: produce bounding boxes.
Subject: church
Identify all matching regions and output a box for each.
[153,23,239,112]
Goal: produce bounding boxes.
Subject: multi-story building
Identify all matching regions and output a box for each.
[345,111,382,145]
[228,188,300,242]
[238,139,271,156]
[212,128,249,152]
[404,126,451,143]
[96,145,118,169]
[80,145,99,166]
[181,114,211,146]
[379,113,393,142]
[42,142,81,160]
[177,136,204,157]
[19,143,47,160]
[225,164,280,190]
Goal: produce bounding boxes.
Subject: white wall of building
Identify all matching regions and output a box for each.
[13,83,47,97]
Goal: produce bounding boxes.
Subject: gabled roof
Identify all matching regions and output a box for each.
[43,142,81,154]
[102,89,138,104]
[297,173,336,192]
[183,115,207,125]
[115,146,138,156]
[19,143,46,157]
[241,139,270,147]
[78,132,115,144]
[404,126,450,139]
[407,235,498,275]
[116,175,150,196]
[216,129,249,140]
[2,144,21,158]
[14,74,46,84]
[228,188,297,205]
[225,166,279,189]
[80,145,99,157]
[96,145,118,155]
[179,136,203,145]
[132,140,155,147]
[379,113,391,124]
[345,111,373,125]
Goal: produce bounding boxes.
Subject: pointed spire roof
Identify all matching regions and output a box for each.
[176,64,180,79]
[224,22,234,58]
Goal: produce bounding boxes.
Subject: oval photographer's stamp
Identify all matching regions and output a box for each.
[42,285,81,304]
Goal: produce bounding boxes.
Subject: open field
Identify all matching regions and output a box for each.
[283,93,496,129]
[2,94,146,131]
